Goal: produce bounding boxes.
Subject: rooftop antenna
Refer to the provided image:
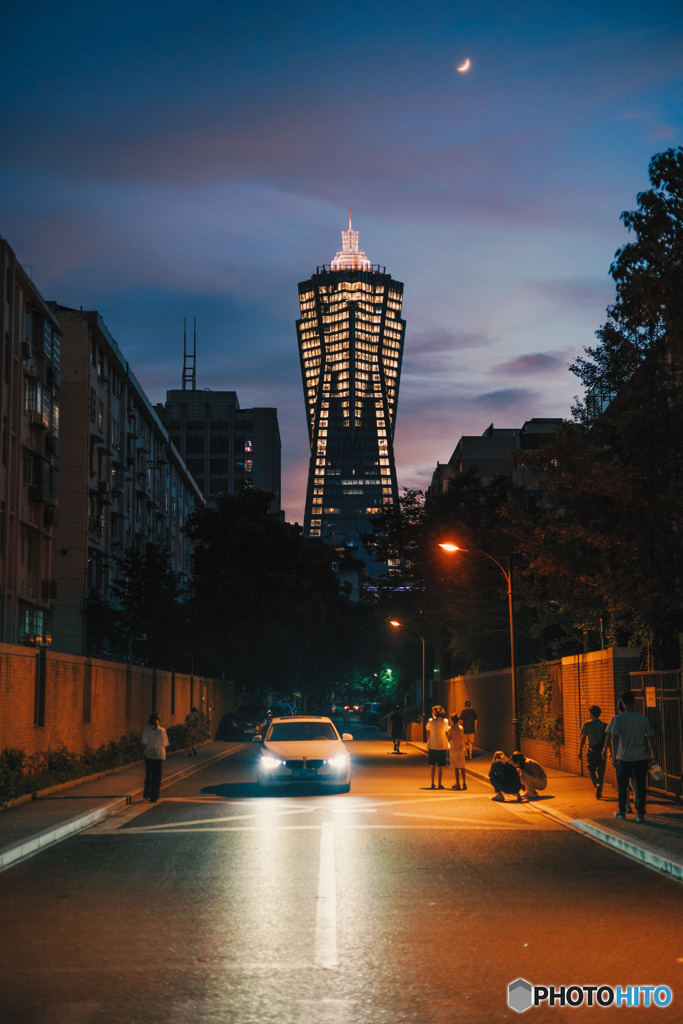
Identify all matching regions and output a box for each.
[182,317,196,391]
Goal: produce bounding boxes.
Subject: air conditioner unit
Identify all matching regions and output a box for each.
[21,341,32,360]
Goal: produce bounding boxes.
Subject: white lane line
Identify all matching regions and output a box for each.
[393,811,531,827]
[131,806,318,832]
[314,821,338,970]
[116,822,552,835]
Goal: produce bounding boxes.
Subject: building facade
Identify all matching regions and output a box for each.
[1,237,61,646]
[296,215,404,573]
[157,389,281,510]
[49,307,204,655]
[428,419,563,498]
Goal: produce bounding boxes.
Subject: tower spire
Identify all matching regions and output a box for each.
[331,208,371,271]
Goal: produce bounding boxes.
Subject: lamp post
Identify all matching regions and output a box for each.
[438,543,520,751]
[389,619,426,740]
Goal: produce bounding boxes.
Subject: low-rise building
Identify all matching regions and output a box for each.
[49,307,204,655]
[428,419,563,497]
[1,237,61,645]
[156,388,281,511]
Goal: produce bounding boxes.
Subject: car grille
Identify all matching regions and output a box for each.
[285,759,324,769]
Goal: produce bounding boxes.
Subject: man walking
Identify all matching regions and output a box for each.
[604,691,656,823]
[388,703,405,754]
[460,701,477,760]
[579,705,607,799]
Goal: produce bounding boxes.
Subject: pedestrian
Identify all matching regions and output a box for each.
[606,698,636,812]
[388,703,405,754]
[184,705,202,756]
[510,751,547,800]
[578,705,607,799]
[141,712,169,803]
[604,691,656,823]
[448,714,467,790]
[488,750,523,803]
[426,705,450,790]
[459,700,477,760]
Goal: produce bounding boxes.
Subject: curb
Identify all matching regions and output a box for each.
[2,738,217,810]
[0,744,244,873]
[406,742,683,884]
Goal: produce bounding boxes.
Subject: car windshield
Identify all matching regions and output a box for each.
[269,722,339,742]
[237,706,263,718]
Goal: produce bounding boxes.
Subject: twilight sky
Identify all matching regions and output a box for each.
[2,0,682,523]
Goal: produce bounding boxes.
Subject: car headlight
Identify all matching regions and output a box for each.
[260,755,284,770]
[326,754,350,769]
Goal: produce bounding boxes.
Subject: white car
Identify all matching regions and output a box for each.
[255,716,352,792]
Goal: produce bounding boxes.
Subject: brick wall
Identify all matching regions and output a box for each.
[0,641,235,756]
[442,647,642,778]
[445,669,515,753]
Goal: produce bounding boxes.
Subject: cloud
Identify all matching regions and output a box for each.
[472,388,537,408]
[492,351,571,376]
[409,329,492,354]
[530,276,614,311]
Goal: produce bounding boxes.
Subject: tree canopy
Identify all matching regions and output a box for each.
[506,146,683,666]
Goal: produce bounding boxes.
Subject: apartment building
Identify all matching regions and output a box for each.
[49,307,204,655]
[0,237,61,645]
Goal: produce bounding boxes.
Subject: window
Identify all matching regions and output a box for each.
[24,376,41,415]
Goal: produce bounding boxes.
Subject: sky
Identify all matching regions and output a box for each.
[1,0,682,524]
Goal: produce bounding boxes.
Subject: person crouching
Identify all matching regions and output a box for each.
[510,751,547,800]
[488,750,523,802]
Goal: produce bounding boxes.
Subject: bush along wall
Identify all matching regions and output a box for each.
[0,714,211,809]
[519,666,564,755]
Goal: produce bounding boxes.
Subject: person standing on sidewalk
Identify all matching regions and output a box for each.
[578,705,607,799]
[184,706,202,757]
[388,704,405,754]
[459,701,477,760]
[141,713,169,803]
[426,706,450,789]
[448,714,467,790]
[604,691,656,823]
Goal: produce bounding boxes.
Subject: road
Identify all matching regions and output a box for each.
[1,725,681,1023]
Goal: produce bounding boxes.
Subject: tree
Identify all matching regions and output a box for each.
[366,476,543,675]
[185,488,382,698]
[505,147,683,667]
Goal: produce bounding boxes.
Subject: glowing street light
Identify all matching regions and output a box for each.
[438,542,520,750]
[389,619,426,738]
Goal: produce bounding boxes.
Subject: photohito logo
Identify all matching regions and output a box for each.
[508,979,673,1013]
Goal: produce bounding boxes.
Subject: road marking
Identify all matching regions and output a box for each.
[393,811,533,827]
[115,822,555,834]
[127,806,318,832]
[314,821,338,970]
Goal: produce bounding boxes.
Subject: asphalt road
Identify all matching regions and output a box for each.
[1,726,682,1024]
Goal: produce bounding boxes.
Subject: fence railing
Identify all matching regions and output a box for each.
[629,671,682,800]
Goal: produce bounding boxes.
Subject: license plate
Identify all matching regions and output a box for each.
[292,769,317,778]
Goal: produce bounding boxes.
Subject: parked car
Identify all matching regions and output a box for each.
[254,716,352,792]
[317,702,337,717]
[265,703,296,720]
[216,705,267,741]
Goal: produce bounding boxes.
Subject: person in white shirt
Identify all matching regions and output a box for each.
[447,714,467,790]
[426,706,450,790]
[141,713,169,803]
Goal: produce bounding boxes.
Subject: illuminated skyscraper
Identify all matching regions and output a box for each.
[297,214,405,574]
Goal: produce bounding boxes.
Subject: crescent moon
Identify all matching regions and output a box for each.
[457,58,471,73]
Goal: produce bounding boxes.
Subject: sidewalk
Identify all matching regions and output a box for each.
[0,741,243,872]
[408,743,683,884]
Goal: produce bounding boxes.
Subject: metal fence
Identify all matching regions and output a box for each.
[629,671,683,800]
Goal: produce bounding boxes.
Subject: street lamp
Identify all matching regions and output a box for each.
[438,543,520,750]
[389,619,426,739]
